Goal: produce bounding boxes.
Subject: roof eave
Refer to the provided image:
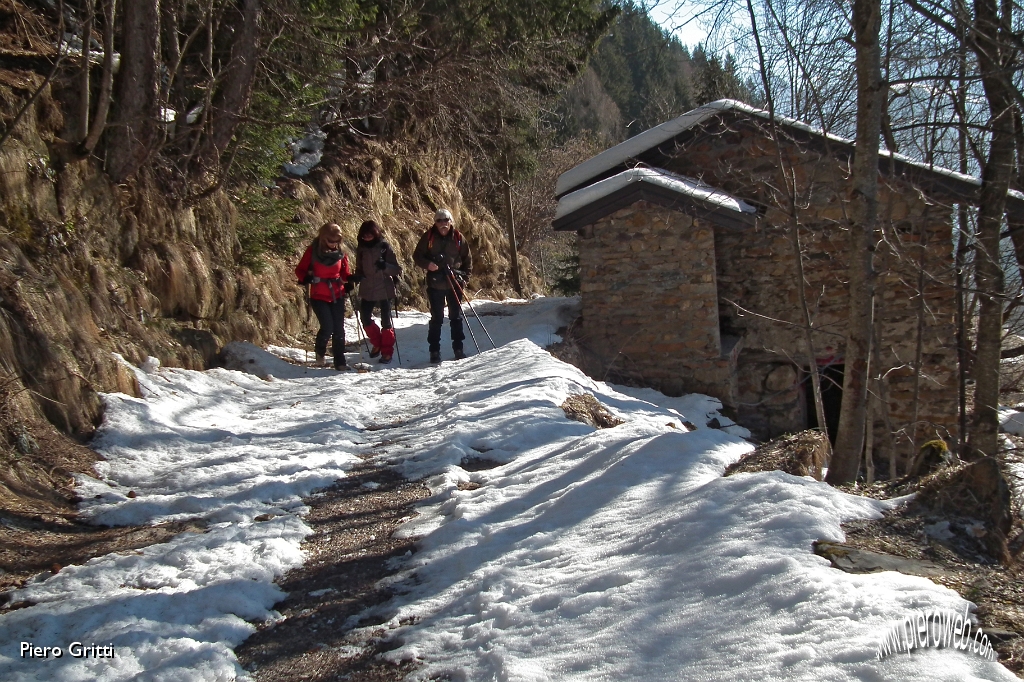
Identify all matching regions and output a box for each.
[552,182,757,233]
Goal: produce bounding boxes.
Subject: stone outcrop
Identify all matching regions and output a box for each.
[560,393,625,429]
[904,439,958,480]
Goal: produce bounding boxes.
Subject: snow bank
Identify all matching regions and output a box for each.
[0,297,1014,681]
[357,342,1011,681]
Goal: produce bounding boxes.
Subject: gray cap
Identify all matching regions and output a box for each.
[434,208,453,222]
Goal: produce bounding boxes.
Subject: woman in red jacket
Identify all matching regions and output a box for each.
[295,223,352,369]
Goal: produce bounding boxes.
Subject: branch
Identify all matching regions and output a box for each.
[0,1,66,152]
[721,298,847,339]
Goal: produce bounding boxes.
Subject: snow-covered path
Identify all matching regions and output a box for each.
[0,298,1016,681]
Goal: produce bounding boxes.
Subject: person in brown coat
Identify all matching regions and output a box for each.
[352,220,403,364]
[412,208,472,363]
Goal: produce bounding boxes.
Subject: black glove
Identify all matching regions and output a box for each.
[300,276,312,285]
[432,253,446,265]
[342,281,354,294]
[375,258,387,271]
[454,270,469,285]
[349,274,363,283]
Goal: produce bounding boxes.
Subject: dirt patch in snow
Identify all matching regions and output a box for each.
[0,380,207,597]
[560,393,624,429]
[0,516,209,598]
[235,458,430,681]
[724,430,828,480]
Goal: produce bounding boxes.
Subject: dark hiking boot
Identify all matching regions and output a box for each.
[453,348,467,360]
[369,345,381,358]
[379,355,392,364]
[430,351,442,364]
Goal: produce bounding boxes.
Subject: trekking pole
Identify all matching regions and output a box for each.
[304,284,312,365]
[390,299,402,366]
[445,266,496,349]
[348,293,369,362]
[445,270,482,355]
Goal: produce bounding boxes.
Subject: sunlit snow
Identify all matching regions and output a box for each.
[0,297,1015,681]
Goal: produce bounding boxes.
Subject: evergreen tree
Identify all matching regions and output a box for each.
[557,1,761,142]
[691,46,759,106]
[590,2,692,136]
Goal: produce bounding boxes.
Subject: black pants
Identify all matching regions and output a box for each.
[310,298,346,367]
[427,287,464,353]
[359,298,393,329]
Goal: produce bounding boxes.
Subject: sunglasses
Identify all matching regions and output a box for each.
[436,218,452,224]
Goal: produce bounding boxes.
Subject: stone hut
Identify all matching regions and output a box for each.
[553,100,1024,468]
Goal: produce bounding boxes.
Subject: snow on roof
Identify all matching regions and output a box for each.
[553,166,757,222]
[555,99,1022,203]
[555,101,739,197]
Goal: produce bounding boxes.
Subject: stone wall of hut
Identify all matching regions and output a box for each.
[712,194,958,471]
[670,119,959,470]
[576,201,736,403]
[573,120,959,473]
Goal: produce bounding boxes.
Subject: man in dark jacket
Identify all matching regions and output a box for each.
[413,208,473,363]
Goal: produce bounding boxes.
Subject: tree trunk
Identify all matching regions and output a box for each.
[954,208,971,457]
[827,0,883,484]
[869,321,900,478]
[954,17,972,459]
[504,167,523,297]
[106,0,160,182]
[744,0,830,449]
[864,392,875,484]
[77,0,94,143]
[792,223,828,441]
[966,0,1015,458]
[201,0,261,168]
[910,226,927,449]
[81,0,116,156]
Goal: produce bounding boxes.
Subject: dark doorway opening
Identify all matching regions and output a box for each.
[806,363,844,444]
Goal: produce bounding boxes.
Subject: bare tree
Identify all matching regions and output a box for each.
[106,0,161,182]
[965,0,1017,458]
[80,0,117,156]
[76,0,95,143]
[899,0,1021,457]
[199,0,261,173]
[826,0,884,484]
[744,0,830,448]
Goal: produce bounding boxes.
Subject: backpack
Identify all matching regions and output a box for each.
[428,227,463,253]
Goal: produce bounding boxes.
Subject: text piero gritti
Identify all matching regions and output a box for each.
[20,641,117,659]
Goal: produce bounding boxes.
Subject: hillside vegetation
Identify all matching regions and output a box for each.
[0,0,754,520]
